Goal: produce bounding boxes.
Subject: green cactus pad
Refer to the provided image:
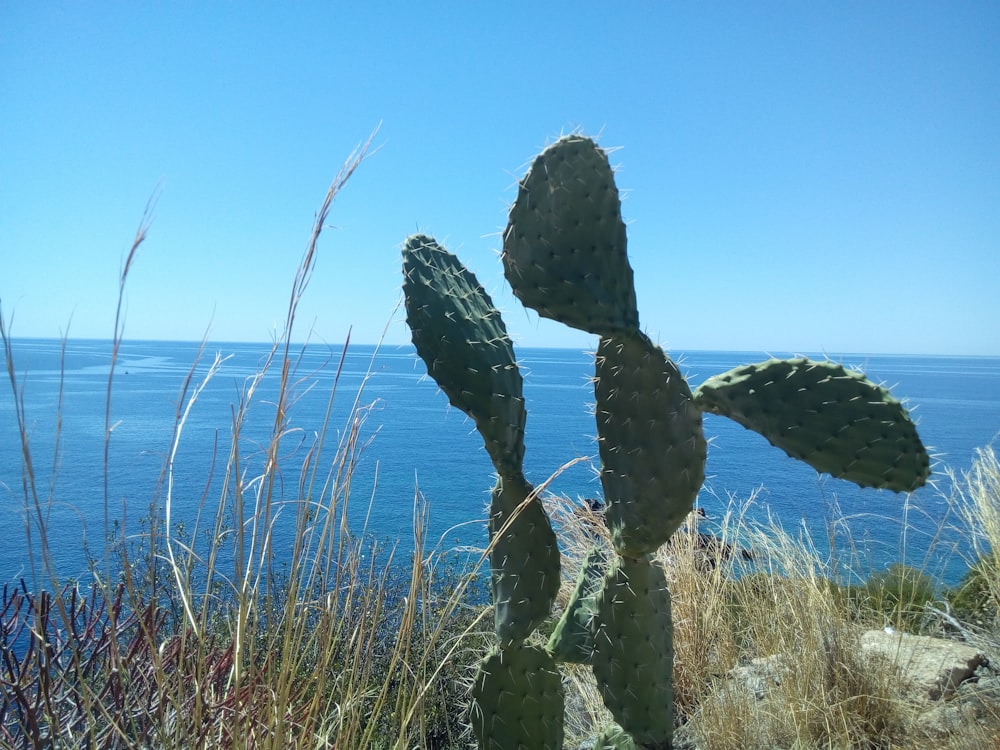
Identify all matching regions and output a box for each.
[692,357,930,492]
[546,545,609,664]
[596,331,707,558]
[471,642,565,750]
[502,135,639,336]
[592,723,638,750]
[402,234,526,476]
[489,473,561,645]
[591,556,674,747]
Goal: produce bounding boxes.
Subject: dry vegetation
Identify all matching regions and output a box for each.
[545,446,1000,750]
[0,139,490,749]
[2,141,998,748]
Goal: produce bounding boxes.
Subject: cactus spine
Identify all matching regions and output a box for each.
[402,135,929,749]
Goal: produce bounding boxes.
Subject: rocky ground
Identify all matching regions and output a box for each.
[574,627,1000,749]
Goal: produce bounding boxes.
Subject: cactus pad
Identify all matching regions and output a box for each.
[596,331,707,558]
[547,545,608,663]
[593,723,638,750]
[402,135,933,750]
[489,473,561,646]
[591,556,674,747]
[693,357,930,492]
[402,234,526,475]
[502,135,639,335]
[471,642,565,750]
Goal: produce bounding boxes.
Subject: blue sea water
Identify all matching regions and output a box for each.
[1,338,999,588]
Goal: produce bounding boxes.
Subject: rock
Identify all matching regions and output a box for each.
[860,629,985,700]
[728,653,792,700]
[912,665,1000,739]
[573,630,999,748]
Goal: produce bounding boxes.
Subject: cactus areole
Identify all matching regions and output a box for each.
[401,135,929,750]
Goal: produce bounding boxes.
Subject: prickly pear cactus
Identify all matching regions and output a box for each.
[502,134,637,335]
[546,545,608,663]
[693,357,930,492]
[488,472,561,645]
[500,136,703,747]
[591,555,674,746]
[470,643,564,749]
[595,331,707,558]
[402,235,526,475]
[402,234,562,748]
[592,723,639,750]
[402,134,929,750]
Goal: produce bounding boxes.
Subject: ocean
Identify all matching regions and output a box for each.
[2,338,999,588]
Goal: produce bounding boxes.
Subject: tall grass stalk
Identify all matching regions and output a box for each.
[953,446,1000,628]
[0,131,485,748]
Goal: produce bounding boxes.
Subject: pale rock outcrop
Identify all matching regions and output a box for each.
[860,628,985,700]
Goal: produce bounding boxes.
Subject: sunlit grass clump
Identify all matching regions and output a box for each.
[544,447,1000,750]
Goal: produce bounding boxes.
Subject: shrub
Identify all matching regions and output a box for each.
[853,563,938,632]
[948,554,999,625]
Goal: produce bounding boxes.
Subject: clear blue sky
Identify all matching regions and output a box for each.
[2,3,997,355]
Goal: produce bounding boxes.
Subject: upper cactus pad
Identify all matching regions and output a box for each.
[502,135,639,335]
[693,357,931,492]
[402,234,526,476]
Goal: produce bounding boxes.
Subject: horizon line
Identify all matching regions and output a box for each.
[6,335,999,359]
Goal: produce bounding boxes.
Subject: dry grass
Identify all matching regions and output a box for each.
[951,446,1000,630]
[0,133,488,749]
[547,444,1000,750]
[682,519,903,749]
